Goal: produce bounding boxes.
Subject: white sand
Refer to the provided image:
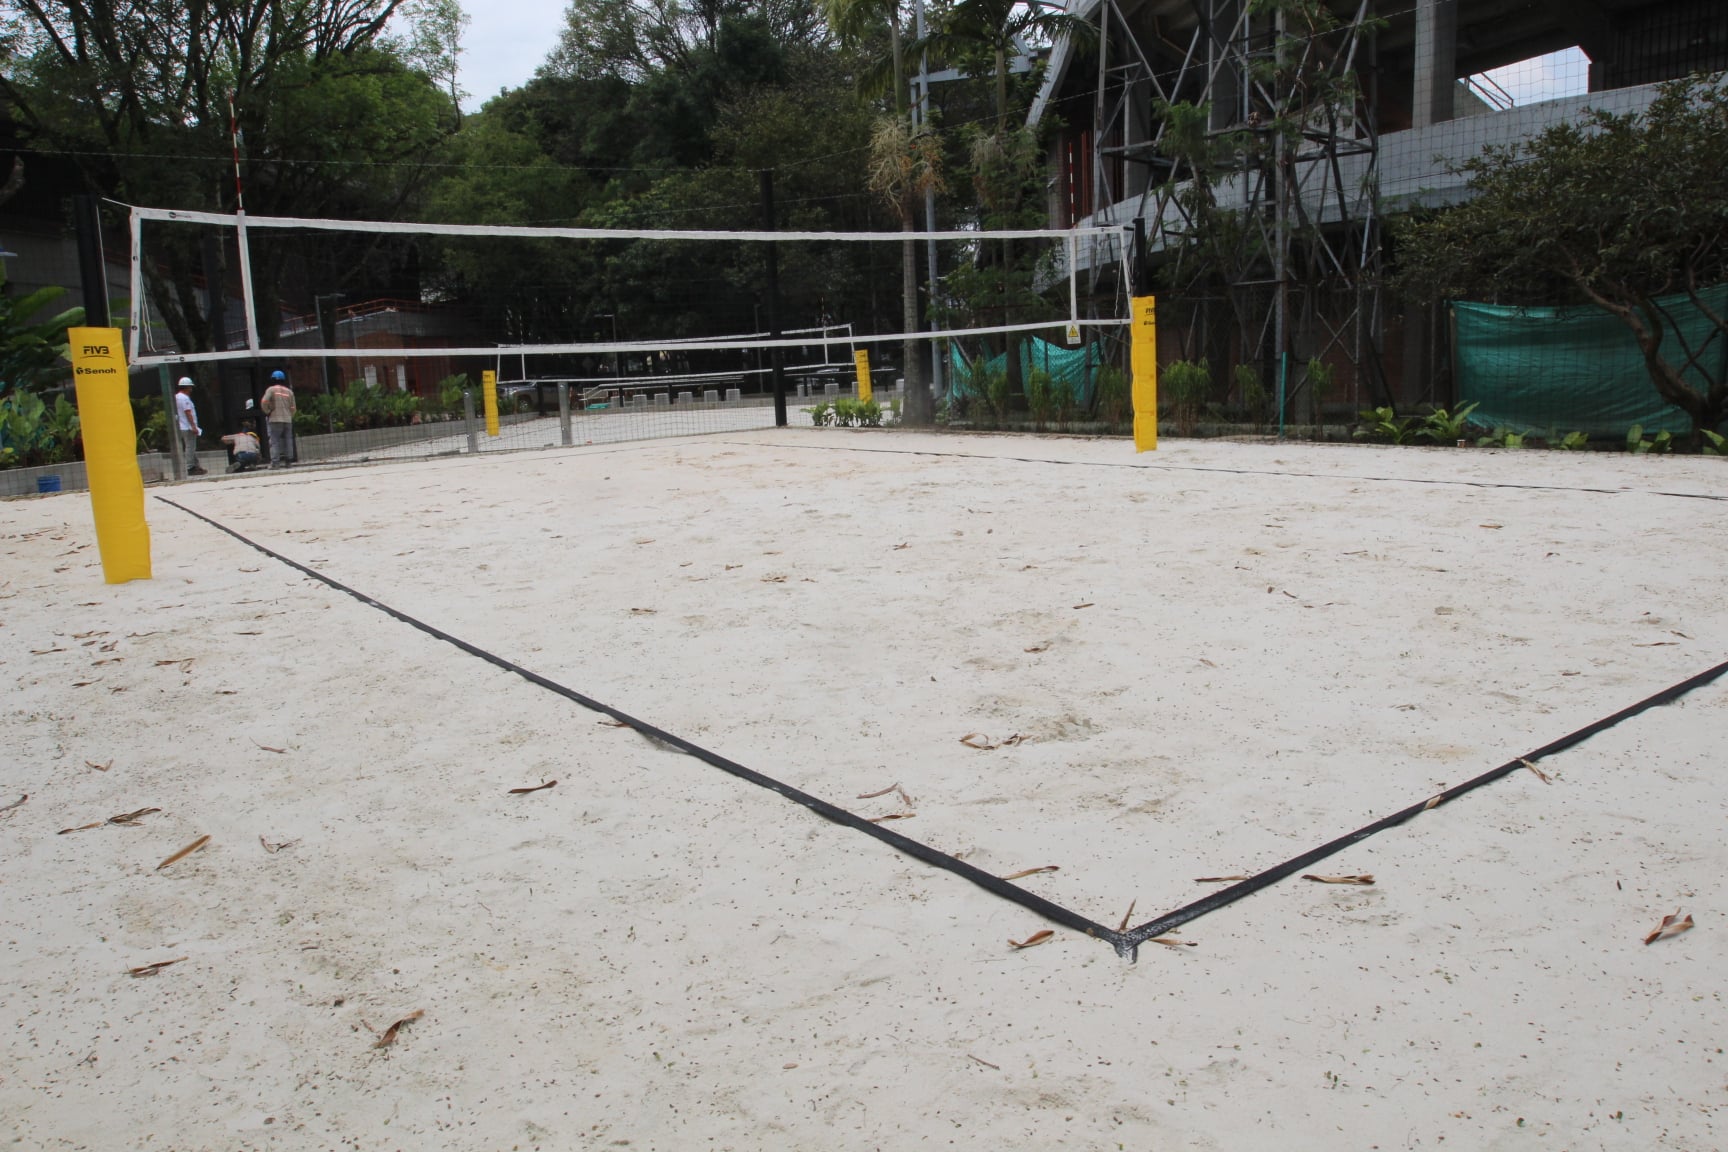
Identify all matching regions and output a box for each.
[3,430,1725,1150]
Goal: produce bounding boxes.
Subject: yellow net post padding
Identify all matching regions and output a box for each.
[482,369,500,437]
[853,350,872,403]
[69,326,151,582]
[1130,296,1158,452]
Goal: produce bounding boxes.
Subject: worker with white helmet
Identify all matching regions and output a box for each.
[174,377,206,476]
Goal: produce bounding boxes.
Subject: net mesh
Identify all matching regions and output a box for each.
[127,206,1130,466]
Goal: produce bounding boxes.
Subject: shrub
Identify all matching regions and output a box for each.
[1163,359,1210,436]
[1419,402,1480,443]
[1095,364,1130,427]
[1626,424,1673,454]
[1355,407,1421,445]
[1026,368,1057,430]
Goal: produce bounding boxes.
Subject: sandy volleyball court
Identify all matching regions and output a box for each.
[3,429,1725,1150]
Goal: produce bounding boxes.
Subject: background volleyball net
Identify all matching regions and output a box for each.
[124,205,1132,466]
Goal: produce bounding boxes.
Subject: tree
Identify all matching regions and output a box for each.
[2,0,460,354]
[911,0,1091,407]
[1397,74,1728,443]
[866,116,944,422]
[0,270,83,394]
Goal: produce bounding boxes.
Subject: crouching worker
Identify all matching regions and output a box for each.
[221,421,264,473]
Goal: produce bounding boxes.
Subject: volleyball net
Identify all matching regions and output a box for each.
[123,205,1134,464]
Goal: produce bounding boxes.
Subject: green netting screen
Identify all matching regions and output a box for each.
[949,337,1101,406]
[1453,286,1728,437]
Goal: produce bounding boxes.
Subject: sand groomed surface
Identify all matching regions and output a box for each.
[3,429,1725,1150]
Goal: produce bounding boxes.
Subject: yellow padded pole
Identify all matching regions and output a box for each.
[853,350,872,403]
[482,369,500,437]
[1130,295,1158,452]
[69,326,151,583]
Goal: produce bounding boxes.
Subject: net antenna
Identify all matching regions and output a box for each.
[124,205,1131,368]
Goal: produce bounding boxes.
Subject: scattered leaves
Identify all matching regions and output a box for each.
[629,607,657,615]
[597,719,629,728]
[86,759,112,772]
[508,780,557,795]
[959,732,1024,751]
[1424,794,1445,810]
[1194,875,1249,883]
[1149,937,1198,949]
[892,543,909,550]
[1644,910,1694,946]
[1520,757,1552,784]
[127,957,187,977]
[855,784,900,800]
[760,574,787,583]
[968,1054,1000,1070]
[1303,874,1374,885]
[1008,930,1053,950]
[372,1009,424,1049]
[1071,602,1094,610]
[867,812,915,823]
[1023,643,1049,653]
[999,866,1059,881]
[259,836,300,854]
[253,742,288,755]
[1117,900,1137,932]
[1479,523,1504,529]
[156,835,211,870]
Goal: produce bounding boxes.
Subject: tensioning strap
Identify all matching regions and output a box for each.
[158,495,1728,960]
[156,496,1117,945]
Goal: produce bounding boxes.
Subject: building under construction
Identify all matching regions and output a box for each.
[1028,0,1728,422]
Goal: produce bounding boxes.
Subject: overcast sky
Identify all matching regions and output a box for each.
[457,0,567,111]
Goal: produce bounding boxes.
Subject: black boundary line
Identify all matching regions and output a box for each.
[156,494,1728,962]
[715,436,1728,502]
[153,495,1120,948]
[1119,658,1728,957]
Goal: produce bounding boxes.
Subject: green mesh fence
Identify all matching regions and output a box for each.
[1453,287,1728,439]
[949,336,1102,407]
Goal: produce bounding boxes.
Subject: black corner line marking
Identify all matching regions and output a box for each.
[154,495,1123,951]
[1118,656,1728,956]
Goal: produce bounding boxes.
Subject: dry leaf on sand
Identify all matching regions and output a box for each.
[86,759,113,771]
[1008,930,1053,950]
[1303,873,1374,885]
[253,742,288,754]
[999,866,1059,881]
[0,793,27,814]
[157,835,211,870]
[855,784,900,800]
[1023,643,1049,653]
[1150,937,1198,949]
[1520,757,1552,784]
[127,957,187,977]
[1194,874,1250,883]
[867,812,914,823]
[372,1009,424,1049]
[259,836,300,854]
[508,780,557,795]
[1644,911,1694,946]
[1117,900,1137,932]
